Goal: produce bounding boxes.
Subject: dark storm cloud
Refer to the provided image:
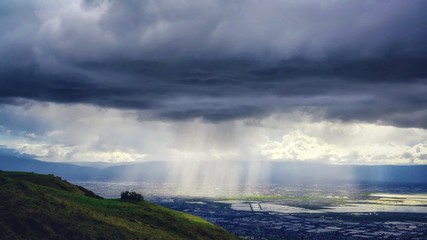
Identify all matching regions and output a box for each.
[40,0,427,61]
[1,0,427,128]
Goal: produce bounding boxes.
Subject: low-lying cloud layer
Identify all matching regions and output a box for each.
[1,103,426,164]
[2,58,427,128]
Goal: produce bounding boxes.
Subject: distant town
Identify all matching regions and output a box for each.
[167,200,427,239]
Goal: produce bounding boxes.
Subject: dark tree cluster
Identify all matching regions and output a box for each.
[120,191,144,201]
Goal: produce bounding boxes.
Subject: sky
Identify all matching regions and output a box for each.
[1,0,427,165]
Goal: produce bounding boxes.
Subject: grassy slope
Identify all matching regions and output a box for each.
[0,171,237,240]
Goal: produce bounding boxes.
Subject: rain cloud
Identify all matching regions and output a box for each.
[1,0,427,129]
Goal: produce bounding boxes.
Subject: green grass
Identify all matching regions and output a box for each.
[219,194,351,207]
[219,195,289,201]
[0,170,237,240]
[220,194,331,201]
[242,195,290,201]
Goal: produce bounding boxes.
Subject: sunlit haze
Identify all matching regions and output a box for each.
[1,102,427,165]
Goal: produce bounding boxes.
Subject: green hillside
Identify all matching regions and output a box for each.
[0,171,237,240]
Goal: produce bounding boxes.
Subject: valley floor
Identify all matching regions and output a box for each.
[77,181,427,239]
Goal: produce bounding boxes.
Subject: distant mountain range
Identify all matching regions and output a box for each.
[0,148,97,180]
[1,148,426,185]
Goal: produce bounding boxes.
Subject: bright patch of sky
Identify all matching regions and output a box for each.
[1,102,426,165]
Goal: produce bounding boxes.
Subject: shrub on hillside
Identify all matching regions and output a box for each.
[120,191,144,201]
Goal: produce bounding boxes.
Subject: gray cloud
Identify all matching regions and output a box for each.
[30,0,427,62]
[1,0,427,128]
[2,0,427,64]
